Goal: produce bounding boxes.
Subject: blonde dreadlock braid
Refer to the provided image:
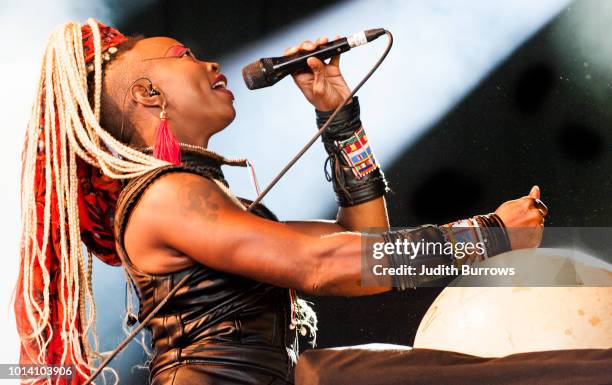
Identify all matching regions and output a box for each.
[17,18,170,383]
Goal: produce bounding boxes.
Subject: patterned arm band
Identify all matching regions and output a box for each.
[439,213,511,265]
[385,214,512,291]
[316,97,389,207]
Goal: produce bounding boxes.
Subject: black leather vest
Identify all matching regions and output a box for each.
[113,148,296,383]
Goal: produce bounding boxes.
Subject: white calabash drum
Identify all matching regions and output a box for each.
[414,248,612,357]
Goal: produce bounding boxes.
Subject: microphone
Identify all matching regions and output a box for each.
[242,28,386,90]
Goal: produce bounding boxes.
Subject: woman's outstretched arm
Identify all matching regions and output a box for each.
[131,171,390,296]
[127,172,545,297]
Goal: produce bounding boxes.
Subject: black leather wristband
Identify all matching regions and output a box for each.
[316,97,362,139]
[383,225,451,290]
[473,213,512,257]
[386,215,512,291]
[316,97,389,207]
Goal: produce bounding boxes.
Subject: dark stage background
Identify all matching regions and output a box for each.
[90,0,610,381]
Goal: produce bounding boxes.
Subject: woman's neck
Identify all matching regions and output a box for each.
[131,142,248,167]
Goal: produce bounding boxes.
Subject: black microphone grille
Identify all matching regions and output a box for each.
[242,60,268,90]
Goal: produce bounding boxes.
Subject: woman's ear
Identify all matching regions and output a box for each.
[129,80,165,108]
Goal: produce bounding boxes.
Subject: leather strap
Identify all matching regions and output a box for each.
[317,97,389,206]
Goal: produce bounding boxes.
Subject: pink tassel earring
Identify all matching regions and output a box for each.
[153,105,181,165]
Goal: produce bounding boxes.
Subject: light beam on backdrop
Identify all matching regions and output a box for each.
[552,1,612,101]
[215,0,571,220]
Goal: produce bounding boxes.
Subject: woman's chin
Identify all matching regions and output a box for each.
[213,111,236,134]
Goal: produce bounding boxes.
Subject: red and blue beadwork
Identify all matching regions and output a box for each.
[335,127,379,178]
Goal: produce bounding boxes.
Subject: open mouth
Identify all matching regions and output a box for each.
[211,74,228,90]
[211,74,234,100]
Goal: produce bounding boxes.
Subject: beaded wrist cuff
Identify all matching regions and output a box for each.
[316,97,388,206]
[387,214,512,291]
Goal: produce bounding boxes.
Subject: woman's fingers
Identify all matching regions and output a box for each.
[284,36,330,56]
[529,185,540,199]
[300,40,316,51]
[285,41,313,56]
[329,35,341,67]
[284,46,299,56]
[329,55,340,67]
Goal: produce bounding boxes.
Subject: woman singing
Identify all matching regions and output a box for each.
[15,19,546,385]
